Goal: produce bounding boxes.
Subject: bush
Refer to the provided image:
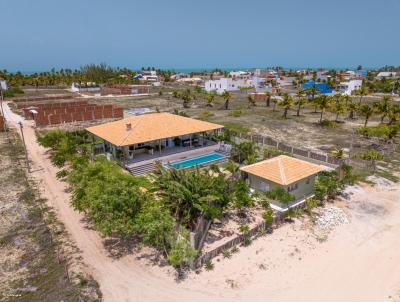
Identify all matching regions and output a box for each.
[222,250,232,259]
[263,146,289,159]
[168,239,197,268]
[204,260,214,271]
[319,119,336,128]
[230,110,242,117]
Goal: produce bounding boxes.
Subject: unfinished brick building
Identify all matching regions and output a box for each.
[19,100,123,126]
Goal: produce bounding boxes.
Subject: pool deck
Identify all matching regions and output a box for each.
[125,143,223,169]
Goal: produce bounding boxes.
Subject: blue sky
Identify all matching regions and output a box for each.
[0,0,399,71]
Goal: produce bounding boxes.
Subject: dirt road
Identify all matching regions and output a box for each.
[3,102,400,302]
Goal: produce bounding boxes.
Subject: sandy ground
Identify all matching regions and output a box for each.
[3,102,400,302]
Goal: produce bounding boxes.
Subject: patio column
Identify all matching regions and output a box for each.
[159,139,162,155]
[122,146,129,163]
[189,135,192,148]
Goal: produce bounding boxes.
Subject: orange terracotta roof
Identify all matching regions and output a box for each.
[240,155,325,185]
[86,112,223,147]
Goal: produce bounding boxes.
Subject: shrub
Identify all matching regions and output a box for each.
[243,236,252,246]
[204,260,214,271]
[168,239,198,269]
[222,250,232,259]
[230,110,242,117]
[319,119,336,128]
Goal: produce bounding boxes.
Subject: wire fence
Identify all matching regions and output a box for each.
[235,132,342,166]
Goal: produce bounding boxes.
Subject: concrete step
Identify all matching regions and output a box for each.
[127,162,156,176]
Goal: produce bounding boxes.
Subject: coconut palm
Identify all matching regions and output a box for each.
[355,86,369,105]
[358,104,374,127]
[332,100,346,122]
[206,92,215,107]
[356,150,383,172]
[247,95,256,108]
[295,97,307,117]
[265,91,272,107]
[295,90,305,116]
[221,91,231,110]
[271,98,279,112]
[387,103,400,125]
[279,93,294,119]
[317,95,331,123]
[330,148,345,179]
[347,101,358,119]
[373,95,392,123]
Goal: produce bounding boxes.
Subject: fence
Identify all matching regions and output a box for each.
[236,132,341,167]
[193,213,285,269]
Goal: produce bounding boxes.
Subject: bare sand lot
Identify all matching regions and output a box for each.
[3,102,400,302]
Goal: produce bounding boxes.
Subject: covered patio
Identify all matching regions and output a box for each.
[86,112,225,164]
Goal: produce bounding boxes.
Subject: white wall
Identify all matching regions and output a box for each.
[205,78,247,94]
[339,79,362,95]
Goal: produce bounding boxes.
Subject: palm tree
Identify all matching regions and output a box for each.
[279,93,294,119]
[347,101,358,119]
[206,93,215,107]
[332,100,346,122]
[387,103,400,125]
[295,98,307,117]
[358,104,374,127]
[295,90,305,116]
[304,85,319,112]
[265,92,272,107]
[330,148,345,180]
[247,95,256,108]
[373,95,391,123]
[225,160,239,180]
[356,150,383,172]
[355,86,369,105]
[221,91,231,110]
[272,98,278,112]
[317,95,331,123]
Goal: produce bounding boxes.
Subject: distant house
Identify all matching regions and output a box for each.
[71,82,100,93]
[338,79,363,96]
[229,71,251,79]
[240,155,325,211]
[376,72,398,79]
[205,78,248,94]
[133,70,159,82]
[303,81,333,95]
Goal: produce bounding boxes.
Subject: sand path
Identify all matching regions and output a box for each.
[3,101,400,302]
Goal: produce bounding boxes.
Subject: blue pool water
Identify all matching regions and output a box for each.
[169,153,225,169]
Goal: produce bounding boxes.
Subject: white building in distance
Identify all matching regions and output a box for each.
[338,79,362,95]
[205,78,248,94]
[376,71,398,79]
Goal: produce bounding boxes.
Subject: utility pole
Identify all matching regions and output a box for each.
[18,121,30,173]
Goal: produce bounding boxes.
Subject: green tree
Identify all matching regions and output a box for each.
[373,95,391,123]
[279,93,294,119]
[358,104,374,127]
[355,150,383,172]
[221,91,231,110]
[355,86,369,105]
[317,95,331,123]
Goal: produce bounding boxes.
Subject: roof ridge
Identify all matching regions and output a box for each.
[277,157,287,185]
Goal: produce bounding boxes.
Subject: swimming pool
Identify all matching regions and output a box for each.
[168,153,226,170]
